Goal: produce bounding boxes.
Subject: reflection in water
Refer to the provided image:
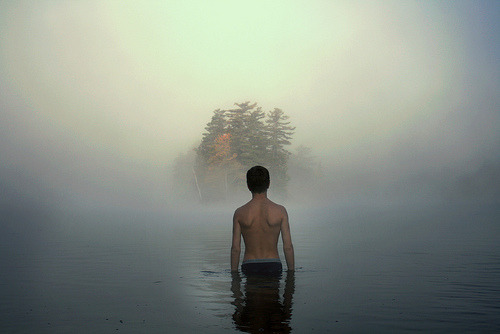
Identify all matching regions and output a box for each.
[231,271,295,333]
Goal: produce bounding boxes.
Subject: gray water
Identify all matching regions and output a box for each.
[1,202,499,333]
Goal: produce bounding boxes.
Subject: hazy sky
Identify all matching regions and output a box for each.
[1,1,498,208]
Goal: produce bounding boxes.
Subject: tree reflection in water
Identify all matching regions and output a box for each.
[231,271,295,333]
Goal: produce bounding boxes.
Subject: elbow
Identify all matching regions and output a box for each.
[283,243,294,253]
[231,246,241,254]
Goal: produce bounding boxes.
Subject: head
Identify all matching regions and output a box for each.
[246,166,270,194]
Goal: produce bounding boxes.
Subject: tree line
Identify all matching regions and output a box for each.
[172,102,296,202]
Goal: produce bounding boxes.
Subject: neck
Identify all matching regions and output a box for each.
[251,192,267,200]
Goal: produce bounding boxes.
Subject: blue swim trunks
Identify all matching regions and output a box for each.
[241,258,282,276]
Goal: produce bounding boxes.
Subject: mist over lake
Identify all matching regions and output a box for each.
[1,1,499,332]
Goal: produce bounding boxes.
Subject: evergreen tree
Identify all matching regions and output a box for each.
[197,109,227,163]
[266,108,295,194]
[226,102,256,166]
[192,102,295,202]
[245,106,269,167]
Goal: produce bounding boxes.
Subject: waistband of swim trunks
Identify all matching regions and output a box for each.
[242,258,281,264]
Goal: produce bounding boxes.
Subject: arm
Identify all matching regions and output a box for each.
[281,208,295,271]
[231,210,242,272]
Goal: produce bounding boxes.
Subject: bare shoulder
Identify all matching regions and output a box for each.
[233,205,243,219]
[267,199,288,217]
[233,202,249,219]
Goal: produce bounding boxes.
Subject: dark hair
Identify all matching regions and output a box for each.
[246,166,270,193]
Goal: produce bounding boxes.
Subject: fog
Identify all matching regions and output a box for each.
[1,1,498,214]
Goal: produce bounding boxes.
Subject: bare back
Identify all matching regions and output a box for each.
[235,198,284,260]
[231,193,294,273]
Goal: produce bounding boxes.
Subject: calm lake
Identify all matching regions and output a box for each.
[1,201,499,333]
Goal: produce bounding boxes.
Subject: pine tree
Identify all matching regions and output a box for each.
[226,102,257,166]
[197,109,227,164]
[266,108,295,194]
[245,106,269,167]
[193,102,295,201]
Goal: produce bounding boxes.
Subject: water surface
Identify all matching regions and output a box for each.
[1,202,499,332]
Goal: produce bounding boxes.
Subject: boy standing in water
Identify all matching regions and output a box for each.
[231,166,295,275]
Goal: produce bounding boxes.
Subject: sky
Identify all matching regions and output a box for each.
[0,0,498,209]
